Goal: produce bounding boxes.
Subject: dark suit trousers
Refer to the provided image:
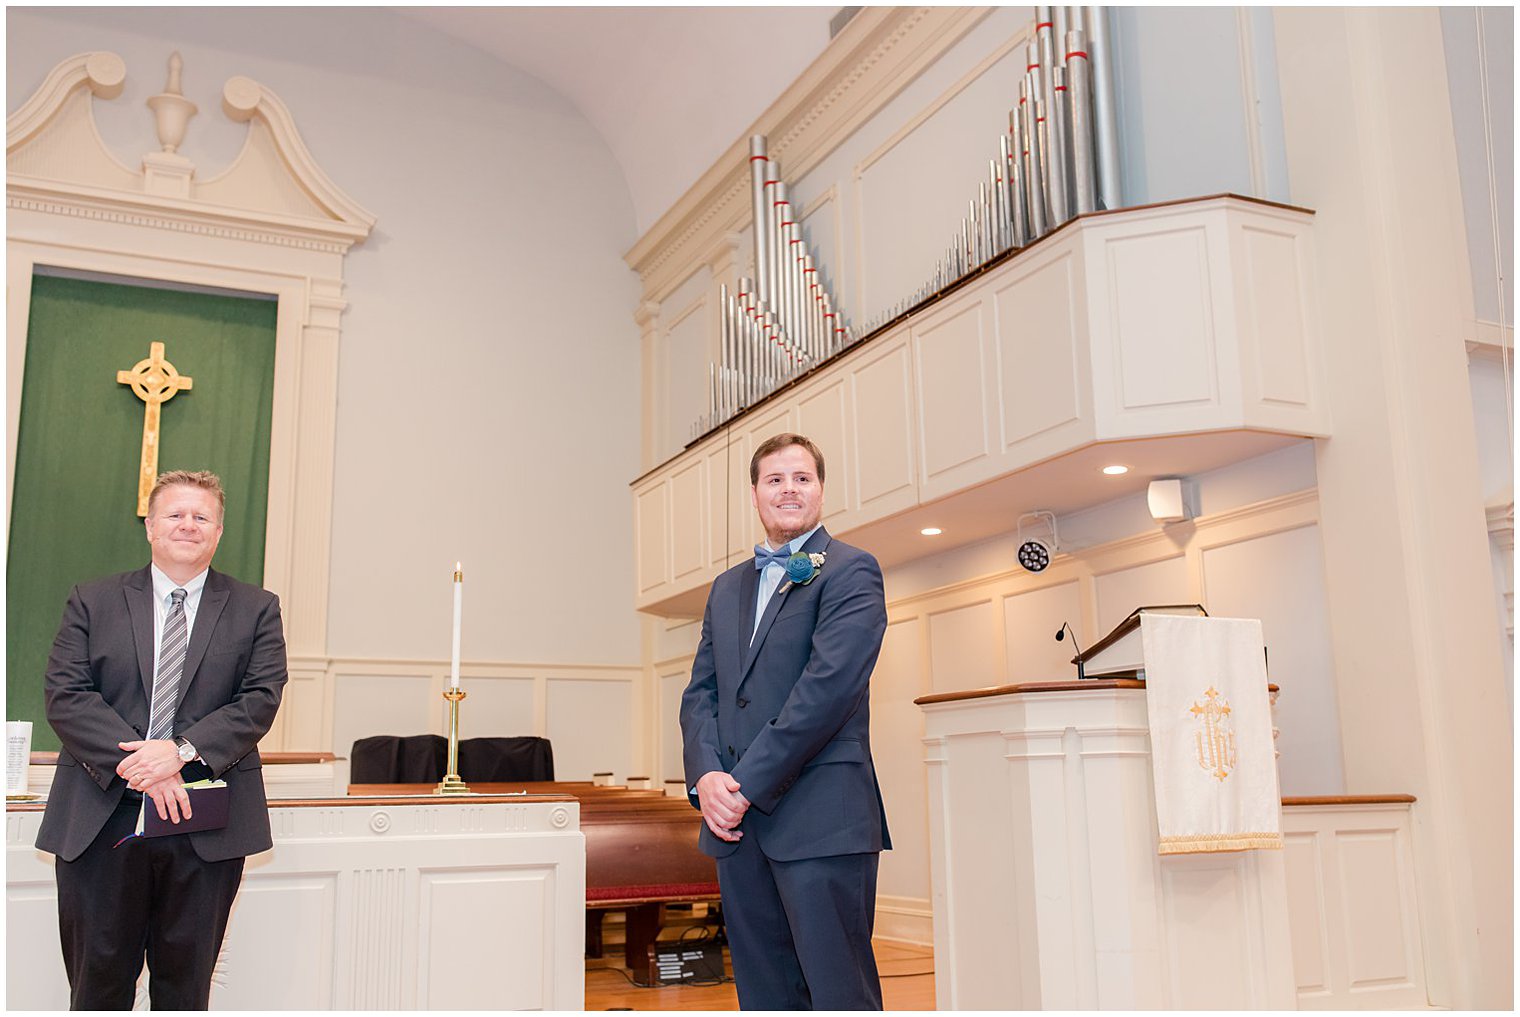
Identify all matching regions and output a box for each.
[717,834,882,1010]
[55,797,245,1010]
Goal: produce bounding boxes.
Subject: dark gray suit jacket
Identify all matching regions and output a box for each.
[36,565,288,863]
[680,527,891,861]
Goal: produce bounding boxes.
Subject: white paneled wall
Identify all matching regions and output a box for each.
[1001,580,1085,682]
[870,618,933,915]
[1094,555,1191,633]
[317,659,639,782]
[546,678,634,780]
[1281,802,1427,1008]
[926,600,1001,694]
[1203,525,1344,794]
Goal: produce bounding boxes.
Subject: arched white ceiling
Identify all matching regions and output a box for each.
[400,7,835,238]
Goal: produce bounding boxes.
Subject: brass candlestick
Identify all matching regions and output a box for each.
[434,687,471,794]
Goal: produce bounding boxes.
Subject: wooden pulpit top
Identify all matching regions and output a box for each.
[915,677,1146,706]
[915,677,1279,707]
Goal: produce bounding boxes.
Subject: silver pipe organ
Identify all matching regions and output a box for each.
[698,6,1122,442]
[699,134,857,439]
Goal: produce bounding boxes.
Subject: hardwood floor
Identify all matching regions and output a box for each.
[584,907,935,1010]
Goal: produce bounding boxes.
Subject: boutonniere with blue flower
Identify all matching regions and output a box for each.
[778,551,826,594]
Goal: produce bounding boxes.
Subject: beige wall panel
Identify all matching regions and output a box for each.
[221,874,337,1008]
[659,667,691,785]
[1202,524,1345,796]
[850,336,917,519]
[273,667,328,751]
[1240,225,1312,407]
[1338,830,1419,988]
[1283,830,1330,998]
[332,672,434,762]
[707,434,752,568]
[926,599,1000,693]
[871,617,931,903]
[456,676,535,741]
[1107,228,1219,410]
[914,302,992,488]
[852,29,1028,320]
[634,483,670,595]
[797,377,852,526]
[801,189,843,301]
[1002,580,1085,683]
[1159,856,1255,1008]
[420,869,553,1009]
[993,252,1084,448]
[670,458,707,583]
[661,274,713,461]
[1280,804,1426,1008]
[547,678,633,781]
[1093,556,1191,635]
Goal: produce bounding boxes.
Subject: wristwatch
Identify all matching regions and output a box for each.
[173,736,198,763]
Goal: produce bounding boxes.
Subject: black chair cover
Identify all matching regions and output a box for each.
[457,736,555,782]
[350,734,446,783]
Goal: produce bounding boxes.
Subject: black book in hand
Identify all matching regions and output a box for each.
[142,780,230,837]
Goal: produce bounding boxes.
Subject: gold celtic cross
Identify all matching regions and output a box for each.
[116,341,193,516]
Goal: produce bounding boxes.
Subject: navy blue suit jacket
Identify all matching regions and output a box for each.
[680,527,891,861]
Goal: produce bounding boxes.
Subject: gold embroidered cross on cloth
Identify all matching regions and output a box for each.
[1139,613,1283,855]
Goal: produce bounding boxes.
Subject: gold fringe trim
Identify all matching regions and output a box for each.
[1157,832,1283,855]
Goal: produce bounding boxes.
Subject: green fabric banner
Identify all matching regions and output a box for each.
[7,274,277,751]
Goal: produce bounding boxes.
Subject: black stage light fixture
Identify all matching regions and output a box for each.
[1016,510,1058,573]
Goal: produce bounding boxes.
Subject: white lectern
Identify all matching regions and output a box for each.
[917,679,1296,1010]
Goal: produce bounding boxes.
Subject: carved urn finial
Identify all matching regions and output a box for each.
[146,51,197,153]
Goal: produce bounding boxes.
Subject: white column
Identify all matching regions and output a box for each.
[1272,8,1511,1008]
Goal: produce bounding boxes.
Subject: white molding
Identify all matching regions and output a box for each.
[1484,495,1513,548]
[7,51,374,673]
[214,75,377,230]
[293,655,642,681]
[885,488,1320,613]
[7,183,362,252]
[5,51,126,153]
[1465,317,1515,360]
[873,893,935,946]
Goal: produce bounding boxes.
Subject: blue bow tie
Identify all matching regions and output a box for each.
[754,545,793,570]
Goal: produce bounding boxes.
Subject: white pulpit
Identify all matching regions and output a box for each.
[917,679,1296,1010]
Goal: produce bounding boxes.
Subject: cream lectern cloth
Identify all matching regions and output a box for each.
[1140,614,1282,855]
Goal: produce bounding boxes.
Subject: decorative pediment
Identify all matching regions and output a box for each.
[7,51,374,249]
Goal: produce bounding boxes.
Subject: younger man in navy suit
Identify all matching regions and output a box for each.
[680,433,890,1009]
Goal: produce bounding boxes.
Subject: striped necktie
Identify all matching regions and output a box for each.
[147,588,188,740]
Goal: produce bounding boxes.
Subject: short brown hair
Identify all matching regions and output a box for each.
[147,470,226,521]
[750,433,826,485]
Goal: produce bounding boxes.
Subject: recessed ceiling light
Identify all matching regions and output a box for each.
[920,527,943,536]
[1102,464,1129,475]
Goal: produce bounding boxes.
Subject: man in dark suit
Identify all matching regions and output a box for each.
[680,433,890,1010]
[36,470,287,1010]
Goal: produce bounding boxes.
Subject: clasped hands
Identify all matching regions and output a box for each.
[116,739,192,824]
[695,770,749,842]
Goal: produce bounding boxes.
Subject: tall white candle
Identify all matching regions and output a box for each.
[450,562,463,689]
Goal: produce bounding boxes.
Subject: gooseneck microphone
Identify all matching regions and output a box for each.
[1055,622,1086,680]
